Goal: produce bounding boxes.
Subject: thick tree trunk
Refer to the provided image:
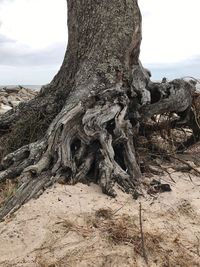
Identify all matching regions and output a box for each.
[0,0,197,220]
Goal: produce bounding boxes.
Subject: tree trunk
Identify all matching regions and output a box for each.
[0,0,197,221]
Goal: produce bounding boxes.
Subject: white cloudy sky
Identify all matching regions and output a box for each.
[0,0,199,84]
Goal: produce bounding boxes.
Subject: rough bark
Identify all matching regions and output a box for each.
[0,0,198,221]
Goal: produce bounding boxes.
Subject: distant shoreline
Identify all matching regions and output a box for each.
[1,82,199,91]
[0,85,42,91]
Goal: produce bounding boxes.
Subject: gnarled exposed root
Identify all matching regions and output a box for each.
[0,78,198,221]
[0,87,142,221]
[0,140,47,183]
[0,173,55,220]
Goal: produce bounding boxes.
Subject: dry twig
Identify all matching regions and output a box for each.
[139,202,148,265]
[170,155,200,176]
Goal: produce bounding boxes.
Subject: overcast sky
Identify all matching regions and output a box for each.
[0,0,199,85]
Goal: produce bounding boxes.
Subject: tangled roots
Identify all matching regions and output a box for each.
[0,88,142,220]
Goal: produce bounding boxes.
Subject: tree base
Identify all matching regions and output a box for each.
[0,85,143,220]
[0,71,198,221]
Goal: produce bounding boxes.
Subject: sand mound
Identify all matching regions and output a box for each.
[0,170,200,267]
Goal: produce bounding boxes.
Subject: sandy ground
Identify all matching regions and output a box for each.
[0,170,200,267]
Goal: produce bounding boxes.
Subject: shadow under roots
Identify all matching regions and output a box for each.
[114,144,127,171]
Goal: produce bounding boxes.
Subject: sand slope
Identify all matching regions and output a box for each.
[0,171,200,267]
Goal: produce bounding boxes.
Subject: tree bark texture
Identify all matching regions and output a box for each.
[0,0,197,221]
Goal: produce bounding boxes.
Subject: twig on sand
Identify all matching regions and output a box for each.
[156,163,176,183]
[112,198,130,215]
[139,202,148,265]
[188,173,193,183]
[196,236,200,257]
[170,155,200,176]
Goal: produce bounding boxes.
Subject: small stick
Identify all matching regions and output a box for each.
[112,198,130,215]
[188,173,193,183]
[196,236,200,257]
[170,155,200,176]
[156,163,176,183]
[139,202,148,265]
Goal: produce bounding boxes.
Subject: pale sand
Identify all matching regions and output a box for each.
[0,171,199,267]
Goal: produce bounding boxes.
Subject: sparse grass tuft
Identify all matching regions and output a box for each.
[0,108,57,161]
[95,208,113,220]
[35,211,200,267]
[55,219,74,233]
[0,180,18,207]
[101,215,139,245]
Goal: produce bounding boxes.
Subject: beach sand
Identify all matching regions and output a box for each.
[0,169,199,267]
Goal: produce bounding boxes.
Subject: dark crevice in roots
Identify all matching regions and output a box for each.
[114,144,127,171]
